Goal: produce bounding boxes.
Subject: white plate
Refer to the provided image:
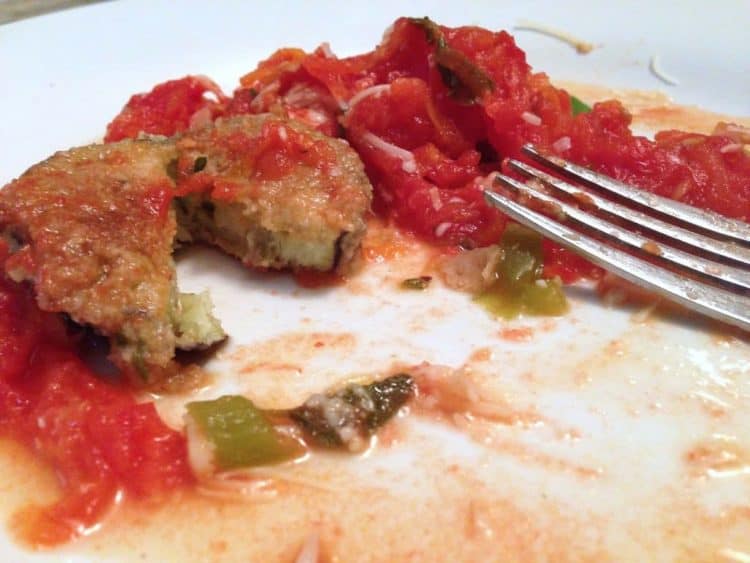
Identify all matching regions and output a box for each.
[1,1,750,561]
[2,0,749,186]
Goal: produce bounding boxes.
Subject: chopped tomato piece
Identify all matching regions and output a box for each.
[104,76,228,142]
[104,17,750,284]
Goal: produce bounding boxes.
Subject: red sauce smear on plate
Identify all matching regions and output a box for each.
[0,246,193,548]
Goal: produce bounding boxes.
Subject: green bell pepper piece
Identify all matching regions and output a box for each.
[187,395,299,470]
[476,224,568,318]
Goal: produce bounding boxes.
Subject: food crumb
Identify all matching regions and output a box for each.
[469,347,494,362]
[498,327,534,342]
[641,241,662,256]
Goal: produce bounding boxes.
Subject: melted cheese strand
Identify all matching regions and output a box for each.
[347,84,392,111]
[361,131,418,173]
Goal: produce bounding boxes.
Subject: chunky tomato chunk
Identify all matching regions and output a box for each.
[104,76,227,142]
[104,17,750,283]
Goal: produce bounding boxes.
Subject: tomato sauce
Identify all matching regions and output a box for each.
[0,246,193,547]
[4,15,750,548]
[105,18,750,283]
[104,76,227,143]
[174,118,338,201]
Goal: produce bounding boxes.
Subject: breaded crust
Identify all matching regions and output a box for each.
[0,114,373,381]
[0,140,183,379]
[173,115,372,272]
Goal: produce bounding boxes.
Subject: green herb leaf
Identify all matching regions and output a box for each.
[410,17,494,104]
[289,373,415,449]
[401,276,432,290]
[570,95,592,116]
[409,16,446,48]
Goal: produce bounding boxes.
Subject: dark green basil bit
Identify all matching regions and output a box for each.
[570,95,592,116]
[193,156,208,172]
[289,373,415,448]
[410,17,494,104]
[434,47,495,104]
[187,395,300,470]
[409,16,446,48]
[401,276,432,290]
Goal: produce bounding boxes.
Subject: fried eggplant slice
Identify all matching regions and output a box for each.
[0,114,372,381]
[172,115,372,272]
[0,139,225,382]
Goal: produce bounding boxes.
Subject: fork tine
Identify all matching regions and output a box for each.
[508,158,750,268]
[521,143,750,245]
[484,182,750,333]
[494,172,750,291]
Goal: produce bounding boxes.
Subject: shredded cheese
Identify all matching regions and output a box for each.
[361,131,418,173]
[649,55,680,86]
[552,136,572,153]
[429,186,443,210]
[303,393,367,452]
[347,84,391,111]
[436,246,503,293]
[185,415,217,479]
[434,222,452,238]
[521,111,542,126]
[720,143,743,154]
[632,302,659,324]
[249,80,281,112]
[283,83,323,107]
[301,109,329,126]
[318,42,335,59]
[514,20,595,54]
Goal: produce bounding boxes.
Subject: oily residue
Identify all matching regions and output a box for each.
[557,81,750,133]
[221,332,359,408]
[684,435,750,479]
[229,332,356,376]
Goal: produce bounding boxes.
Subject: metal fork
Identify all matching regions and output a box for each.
[484,144,750,332]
